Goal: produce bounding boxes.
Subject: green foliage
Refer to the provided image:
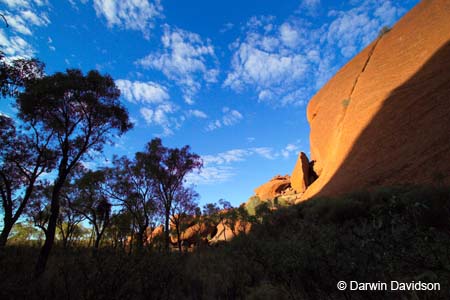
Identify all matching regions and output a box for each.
[8,222,43,245]
[378,25,392,37]
[245,195,262,216]
[342,98,350,108]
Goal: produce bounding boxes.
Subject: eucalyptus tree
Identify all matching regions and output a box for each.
[107,155,158,250]
[16,69,132,276]
[0,115,55,247]
[0,50,44,98]
[57,188,85,248]
[169,186,199,252]
[70,169,112,249]
[141,138,202,251]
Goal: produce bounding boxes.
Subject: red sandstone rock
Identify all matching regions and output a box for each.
[146,225,164,244]
[254,175,291,200]
[209,220,252,244]
[300,0,450,201]
[291,152,311,193]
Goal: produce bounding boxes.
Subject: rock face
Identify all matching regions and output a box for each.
[301,0,450,200]
[146,225,164,245]
[291,152,313,193]
[170,222,216,245]
[254,175,291,200]
[209,220,252,244]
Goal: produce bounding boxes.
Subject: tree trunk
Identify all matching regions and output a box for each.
[94,234,101,249]
[176,224,182,253]
[136,227,145,250]
[0,179,35,248]
[164,211,170,252]
[0,220,12,247]
[34,178,64,277]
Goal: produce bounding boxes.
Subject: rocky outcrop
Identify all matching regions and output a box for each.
[143,225,164,245]
[291,152,318,193]
[254,175,291,200]
[300,0,450,201]
[209,220,252,244]
[170,222,217,246]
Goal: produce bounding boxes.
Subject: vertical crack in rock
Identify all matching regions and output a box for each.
[332,34,385,163]
[348,36,383,101]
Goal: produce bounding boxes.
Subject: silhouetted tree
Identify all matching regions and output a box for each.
[0,115,54,247]
[26,182,52,237]
[16,69,132,276]
[70,169,111,249]
[106,210,133,250]
[57,193,85,248]
[169,187,199,252]
[0,51,44,98]
[107,155,158,250]
[142,138,202,251]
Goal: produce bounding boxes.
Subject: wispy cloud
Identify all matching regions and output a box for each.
[140,103,181,136]
[186,166,235,185]
[220,22,234,33]
[202,149,251,165]
[93,0,163,38]
[186,109,208,119]
[136,25,219,105]
[186,149,250,185]
[298,0,321,15]
[116,79,169,104]
[0,30,35,58]
[0,0,50,59]
[225,0,410,107]
[187,142,302,185]
[206,107,243,131]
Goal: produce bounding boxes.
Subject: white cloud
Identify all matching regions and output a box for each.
[224,18,310,106]
[222,107,242,126]
[187,109,208,119]
[186,149,249,185]
[140,103,181,136]
[136,25,219,103]
[1,0,28,8]
[116,79,169,104]
[220,22,234,33]
[251,147,275,160]
[299,0,321,14]
[47,36,55,51]
[281,143,300,158]
[279,23,300,48]
[21,10,49,26]
[327,1,407,58]
[186,166,235,185]
[0,0,50,59]
[0,29,35,58]
[225,0,411,106]
[93,0,163,38]
[188,142,302,185]
[206,107,243,131]
[203,149,250,165]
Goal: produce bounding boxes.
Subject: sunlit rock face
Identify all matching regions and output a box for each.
[254,175,291,201]
[291,152,317,193]
[301,0,450,201]
[209,220,252,245]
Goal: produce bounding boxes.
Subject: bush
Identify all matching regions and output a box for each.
[1,185,449,299]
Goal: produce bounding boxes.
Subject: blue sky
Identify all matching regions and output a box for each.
[0,0,419,207]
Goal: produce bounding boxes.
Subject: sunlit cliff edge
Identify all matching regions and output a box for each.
[253,0,450,204]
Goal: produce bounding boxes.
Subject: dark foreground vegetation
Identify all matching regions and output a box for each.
[1,185,449,300]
